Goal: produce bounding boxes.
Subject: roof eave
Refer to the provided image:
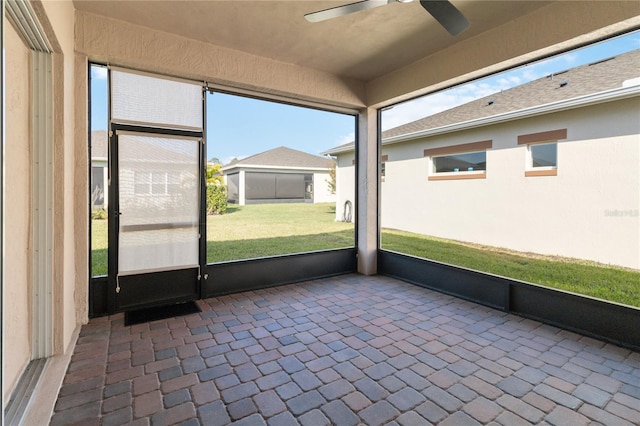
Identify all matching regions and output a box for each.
[382,85,640,146]
[326,85,640,155]
[222,164,331,172]
[322,146,354,156]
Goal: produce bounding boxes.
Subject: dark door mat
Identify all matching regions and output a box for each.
[124,301,201,326]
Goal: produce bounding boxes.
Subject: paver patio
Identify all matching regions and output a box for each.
[50,274,640,425]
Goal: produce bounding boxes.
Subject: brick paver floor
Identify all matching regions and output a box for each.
[50,274,640,425]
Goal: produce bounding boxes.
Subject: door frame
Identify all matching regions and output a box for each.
[107,123,206,312]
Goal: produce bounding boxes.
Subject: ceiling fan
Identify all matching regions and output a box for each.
[305,0,469,36]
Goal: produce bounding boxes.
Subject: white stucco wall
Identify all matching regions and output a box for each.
[376,97,640,269]
[3,15,33,404]
[312,171,336,204]
[334,156,356,222]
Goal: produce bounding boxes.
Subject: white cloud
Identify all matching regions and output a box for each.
[218,155,248,165]
[521,69,541,82]
[91,66,108,80]
[381,62,550,130]
[382,88,491,130]
[336,131,355,145]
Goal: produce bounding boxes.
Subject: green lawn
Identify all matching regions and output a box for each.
[206,203,354,263]
[382,229,640,307]
[91,204,639,307]
[91,202,354,275]
[91,219,108,276]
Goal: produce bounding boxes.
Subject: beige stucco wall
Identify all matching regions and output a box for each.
[39,0,80,356]
[377,97,640,270]
[3,15,33,404]
[74,52,89,326]
[74,11,366,110]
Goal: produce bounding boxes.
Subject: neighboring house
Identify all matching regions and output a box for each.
[222,146,335,205]
[91,130,108,210]
[117,135,199,212]
[91,131,198,212]
[325,49,640,269]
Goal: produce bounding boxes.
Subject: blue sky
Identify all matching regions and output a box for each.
[91,30,639,164]
[206,94,355,164]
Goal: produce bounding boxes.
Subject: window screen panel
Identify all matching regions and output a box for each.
[276,174,305,198]
[111,69,203,130]
[117,133,200,275]
[227,173,240,202]
[246,173,277,200]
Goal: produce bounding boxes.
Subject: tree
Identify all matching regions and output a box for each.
[208,157,221,165]
[206,163,224,185]
[326,159,336,195]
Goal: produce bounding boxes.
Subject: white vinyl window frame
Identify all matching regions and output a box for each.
[518,129,566,177]
[527,142,558,170]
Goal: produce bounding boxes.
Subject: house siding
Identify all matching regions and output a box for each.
[334,157,356,222]
[340,96,640,269]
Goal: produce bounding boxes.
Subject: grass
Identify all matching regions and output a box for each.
[91,203,639,307]
[91,202,354,275]
[91,218,108,276]
[206,203,353,262]
[382,229,640,307]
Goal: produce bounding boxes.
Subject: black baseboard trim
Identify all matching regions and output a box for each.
[90,248,357,317]
[90,276,108,317]
[203,248,357,298]
[378,250,640,351]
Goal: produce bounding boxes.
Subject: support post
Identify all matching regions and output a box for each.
[357,108,378,275]
[239,170,246,205]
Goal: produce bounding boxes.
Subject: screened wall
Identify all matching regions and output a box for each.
[245,172,310,202]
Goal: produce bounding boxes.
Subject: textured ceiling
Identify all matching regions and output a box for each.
[72,0,552,82]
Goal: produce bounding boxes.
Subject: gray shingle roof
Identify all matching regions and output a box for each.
[91,130,108,158]
[384,49,639,139]
[227,146,333,169]
[326,49,640,154]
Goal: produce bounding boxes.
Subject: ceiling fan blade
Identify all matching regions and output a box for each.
[419,0,469,36]
[305,0,389,23]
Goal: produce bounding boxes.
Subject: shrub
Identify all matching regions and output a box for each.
[207,183,227,215]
